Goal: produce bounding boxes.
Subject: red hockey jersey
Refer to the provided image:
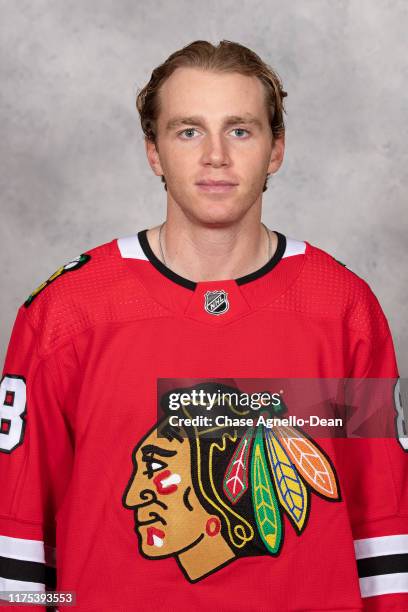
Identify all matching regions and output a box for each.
[0,229,407,611]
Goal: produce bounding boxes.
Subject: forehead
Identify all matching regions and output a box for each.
[134,423,187,458]
[157,67,268,122]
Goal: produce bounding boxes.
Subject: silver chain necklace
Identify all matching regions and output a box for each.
[158,221,272,269]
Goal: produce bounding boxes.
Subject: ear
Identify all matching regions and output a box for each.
[145,137,164,177]
[267,134,285,176]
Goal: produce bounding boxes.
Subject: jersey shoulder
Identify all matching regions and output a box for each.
[305,240,367,286]
[300,241,390,338]
[21,236,166,356]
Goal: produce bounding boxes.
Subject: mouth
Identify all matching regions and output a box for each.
[146,526,166,548]
[196,180,238,193]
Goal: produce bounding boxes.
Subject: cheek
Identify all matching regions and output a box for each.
[153,469,182,495]
[161,144,197,170]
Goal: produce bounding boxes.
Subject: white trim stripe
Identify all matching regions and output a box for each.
[359,572,408,597]
[0,576,46,596]
[354,534,408,559]
[117,235,148,260]
[282,237,306,258]
[0,535,56,567]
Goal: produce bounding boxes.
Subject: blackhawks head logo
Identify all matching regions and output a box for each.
[122,382,340,583]
[24,254,91,307]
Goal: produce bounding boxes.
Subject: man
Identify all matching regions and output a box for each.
[0,39,407,611]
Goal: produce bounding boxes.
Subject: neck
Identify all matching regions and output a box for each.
[146,209,277,283]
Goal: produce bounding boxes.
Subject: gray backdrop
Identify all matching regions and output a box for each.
[1,1,407,372]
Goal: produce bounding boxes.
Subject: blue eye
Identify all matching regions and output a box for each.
[179,128,198,139]
[232,128,250,137]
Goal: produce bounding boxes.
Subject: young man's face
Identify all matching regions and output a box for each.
[146,67,284,225]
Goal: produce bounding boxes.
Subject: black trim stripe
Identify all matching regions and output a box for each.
[357,553,408,578]
[0,555,56,588]
[137,229,287,291]
[138,229,196,290]
[236,232,287,285]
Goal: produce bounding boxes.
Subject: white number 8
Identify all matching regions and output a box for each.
[0,375,27,453]
[394,378,408,452]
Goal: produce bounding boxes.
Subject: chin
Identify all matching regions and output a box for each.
[189,199,247,226]
[201,211,250,228]
[142,546,169,558]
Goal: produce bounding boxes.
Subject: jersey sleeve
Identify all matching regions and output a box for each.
[339,287,408,611]
[0,305,74,608]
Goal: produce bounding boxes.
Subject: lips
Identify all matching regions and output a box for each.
[196,180,238,186]
[196,180,238,193]
[146,526,166,547]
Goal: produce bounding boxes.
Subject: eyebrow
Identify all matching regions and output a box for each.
[165,114,264,131]
[141,444,177,459]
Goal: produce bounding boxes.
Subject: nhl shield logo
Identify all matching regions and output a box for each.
[204,290,229,315]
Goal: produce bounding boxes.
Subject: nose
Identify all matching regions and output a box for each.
[201,134,231,168]
[124,471,147,508]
